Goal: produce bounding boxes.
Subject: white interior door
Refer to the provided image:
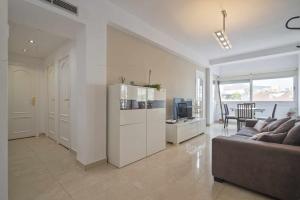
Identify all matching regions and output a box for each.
[8,65,36,139]
[58,57,71,148]
[47,65,57,140]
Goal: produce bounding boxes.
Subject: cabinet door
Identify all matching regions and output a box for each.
[147,108,166,156]
[120,85,146,101]
[120,123,146,167]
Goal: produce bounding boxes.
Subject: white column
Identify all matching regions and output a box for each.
[205,68,216,125]
[75,11,108,165]
[0,0,8,199]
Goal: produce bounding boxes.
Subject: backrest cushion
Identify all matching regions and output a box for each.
[283,124,300,146]
[257,132,287,144]
[273,119,296,134]
[262,117,290,132]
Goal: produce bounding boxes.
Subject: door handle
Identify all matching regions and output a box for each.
[32,97,36,106]
[64,98,70,101]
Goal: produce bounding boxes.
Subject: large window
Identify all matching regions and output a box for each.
[253,77,294,101]
[220,82,250,101]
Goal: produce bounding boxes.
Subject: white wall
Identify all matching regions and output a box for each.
[7,0,208,167]
[0,0,8,199]
[217,55,298,77]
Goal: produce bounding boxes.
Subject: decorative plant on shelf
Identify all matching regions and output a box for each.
[144,84,161,91]
[120,76,125,84]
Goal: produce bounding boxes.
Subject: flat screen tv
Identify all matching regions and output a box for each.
[172,98,193,120]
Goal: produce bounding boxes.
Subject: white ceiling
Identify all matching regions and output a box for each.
[8,22,69,59]
[109,0,300,61]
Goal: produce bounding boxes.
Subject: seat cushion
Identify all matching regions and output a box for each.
[236,127,259,137]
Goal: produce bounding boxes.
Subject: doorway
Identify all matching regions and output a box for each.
[8,22,73,150]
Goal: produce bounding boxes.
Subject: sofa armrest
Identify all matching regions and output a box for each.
[245,119,258,127]
[212,136,300,200]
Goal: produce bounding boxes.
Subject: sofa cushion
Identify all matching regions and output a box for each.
[262,117,290,132]
[236,127,259,137]
[257,132,287,144]
[273,119,296,134]
[283,124,300,146]
[250,132,269,140]
[253,120,267,132]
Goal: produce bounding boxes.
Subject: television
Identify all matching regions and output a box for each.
[172,98,193,120]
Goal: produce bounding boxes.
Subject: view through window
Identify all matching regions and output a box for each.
[220,82,250,101]
[253,77,294,101]
[220,77,295,102]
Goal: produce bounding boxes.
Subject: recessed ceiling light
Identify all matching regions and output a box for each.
[23,49,27,52]
[29,40,35,44]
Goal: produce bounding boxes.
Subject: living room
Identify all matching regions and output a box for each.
[1,0,300,200]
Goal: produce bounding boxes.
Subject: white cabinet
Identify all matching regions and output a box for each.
[120,123,146,167]
[108,84,166,168]
[166,118,206,144]
[146,88,166,156]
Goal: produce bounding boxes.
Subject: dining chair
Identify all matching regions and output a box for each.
[271,104,277,119]
[223,104,237,128]
[237,103,255,130]
[258,104,277,120]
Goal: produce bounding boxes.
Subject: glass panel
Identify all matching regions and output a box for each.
[195,71,204,118]
[253,77,294,101]
[220,82,250,101]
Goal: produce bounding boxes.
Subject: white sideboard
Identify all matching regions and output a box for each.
[166,118,206,144]
[108,84,166,168]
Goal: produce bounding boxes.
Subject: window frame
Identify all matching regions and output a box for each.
[219,74,297,103]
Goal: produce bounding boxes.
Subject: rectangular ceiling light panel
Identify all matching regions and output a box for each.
[214,30,232,50]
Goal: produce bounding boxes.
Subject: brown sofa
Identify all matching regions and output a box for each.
[212,120,300,200]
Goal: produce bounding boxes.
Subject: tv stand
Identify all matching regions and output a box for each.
[166,118,206,144]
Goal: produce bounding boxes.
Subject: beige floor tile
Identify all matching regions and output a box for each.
[8,124,273,200]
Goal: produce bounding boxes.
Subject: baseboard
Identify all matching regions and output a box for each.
[77,158,107,171]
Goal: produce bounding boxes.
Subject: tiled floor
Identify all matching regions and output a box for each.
[9,124,272,200]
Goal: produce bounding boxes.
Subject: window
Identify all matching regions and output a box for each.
[253,77,294,101]
[220,82,250,101]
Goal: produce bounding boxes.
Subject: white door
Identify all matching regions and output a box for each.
[58,57,71,148]
[47,65,57,140]
[8,65,36,139]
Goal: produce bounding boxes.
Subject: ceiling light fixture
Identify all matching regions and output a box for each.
[214,10,232,50]
[23,49,27,52]
[29,40,35,44]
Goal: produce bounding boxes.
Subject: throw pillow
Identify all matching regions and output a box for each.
[283,124,300,146]
[257,132,287,144]
[253,120,268,132]
[261,117,290,132]
[250,132,269,140]
[273,119,296,134]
